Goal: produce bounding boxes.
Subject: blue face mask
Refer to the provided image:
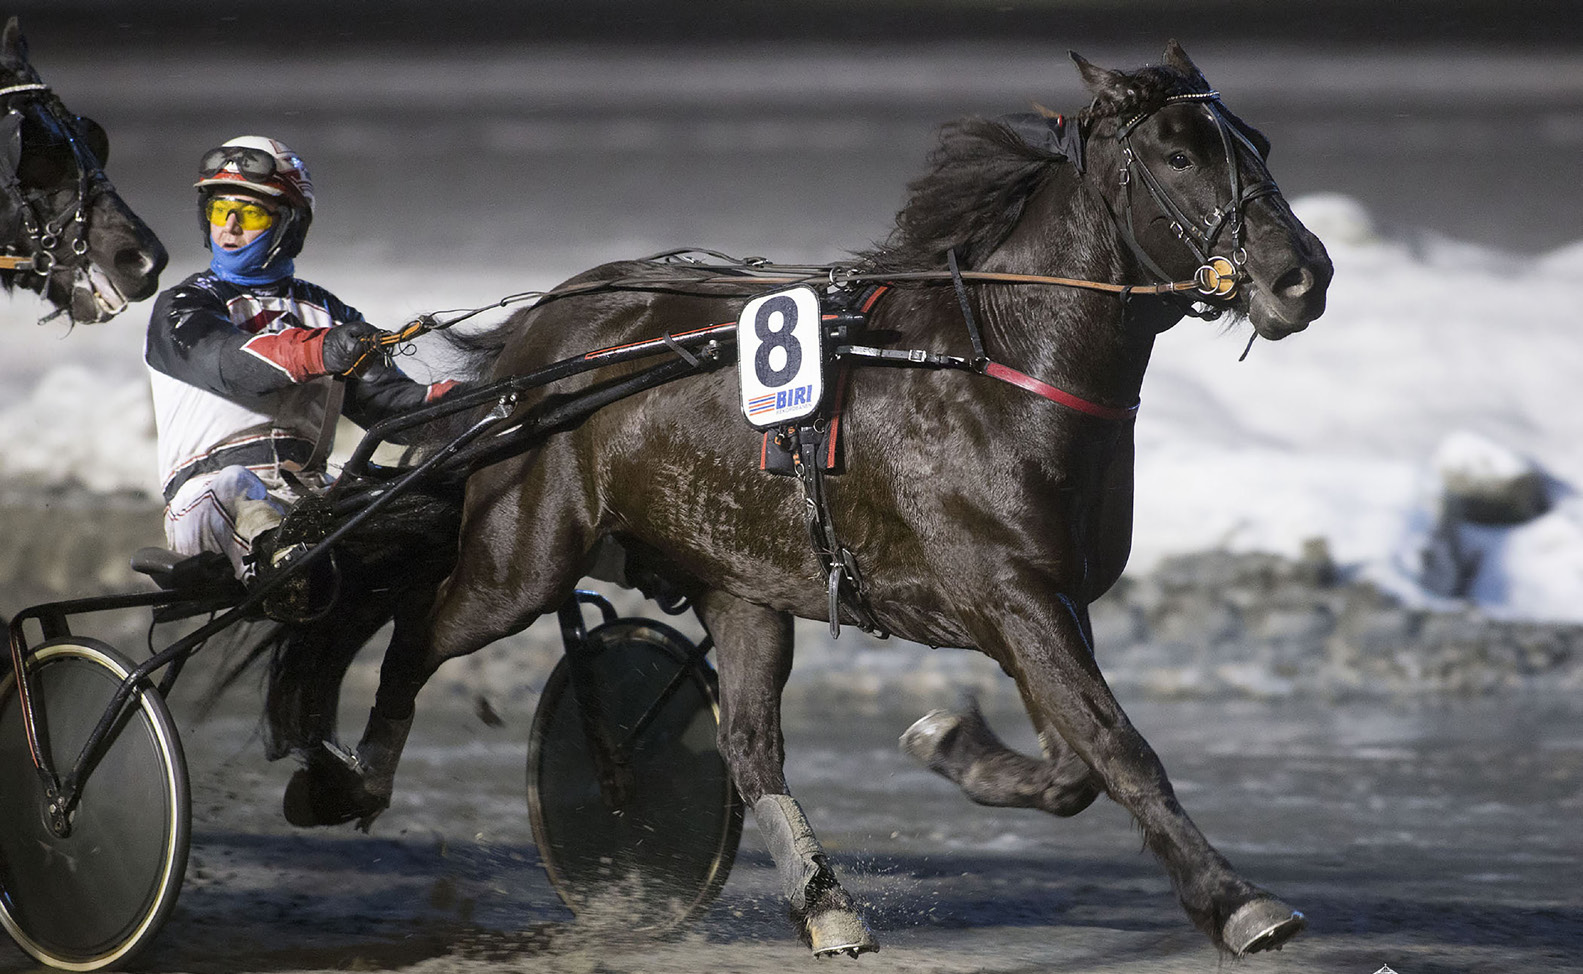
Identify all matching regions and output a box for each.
[209,229,294,286]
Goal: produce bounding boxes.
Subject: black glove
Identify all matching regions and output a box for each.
[319,321,384,377]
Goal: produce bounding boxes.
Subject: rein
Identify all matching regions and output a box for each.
[380,90,1279,422]
[374,247,1229,422]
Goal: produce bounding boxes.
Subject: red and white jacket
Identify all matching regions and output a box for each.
[145,271,454,501]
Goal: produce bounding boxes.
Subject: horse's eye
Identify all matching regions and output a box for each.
[1167,151,1192,171]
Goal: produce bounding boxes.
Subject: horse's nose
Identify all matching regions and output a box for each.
[1273,262,1317,303]
[1272,249,1333,311]
[114,238,168,299]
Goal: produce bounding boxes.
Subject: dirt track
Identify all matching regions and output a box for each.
[6,636,1579,974]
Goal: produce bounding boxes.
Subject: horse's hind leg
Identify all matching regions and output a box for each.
[316,455,593,829]
[696,589,878,958]
[901,696,1101,817]
[278,585,437,829]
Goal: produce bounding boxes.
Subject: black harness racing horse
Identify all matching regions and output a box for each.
[0,17,166,323]
[282,42,1332,958]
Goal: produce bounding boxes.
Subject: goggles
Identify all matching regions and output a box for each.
[205,197,275,230]
[198,144,279,180]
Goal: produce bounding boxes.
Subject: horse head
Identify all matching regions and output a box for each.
[0,17,167,323]
[1072,40,1331,340]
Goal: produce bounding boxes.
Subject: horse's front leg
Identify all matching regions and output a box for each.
[974,589,1305,956]
[696,589,878,958]
[312,454,591,830]
[281,583,439,830]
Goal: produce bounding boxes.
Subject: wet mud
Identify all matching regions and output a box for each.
[3,602,1580,973]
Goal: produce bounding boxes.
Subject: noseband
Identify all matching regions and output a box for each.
[1111,90,1283,304]
[0,81,112,291]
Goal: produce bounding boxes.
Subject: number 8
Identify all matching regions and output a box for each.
[753,294,802,387]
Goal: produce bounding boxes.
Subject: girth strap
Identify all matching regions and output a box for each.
[789,425,887,640]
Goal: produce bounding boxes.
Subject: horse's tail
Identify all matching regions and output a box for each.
[427,313,521,382]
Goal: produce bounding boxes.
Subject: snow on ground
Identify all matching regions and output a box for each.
[0,194,1578,622]
[1129,194,1583,622]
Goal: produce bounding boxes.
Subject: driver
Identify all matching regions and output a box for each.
[145,136,457,594]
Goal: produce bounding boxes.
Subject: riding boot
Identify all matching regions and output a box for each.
[248,540,340,623]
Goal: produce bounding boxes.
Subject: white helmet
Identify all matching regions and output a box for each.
[195,135,314,212]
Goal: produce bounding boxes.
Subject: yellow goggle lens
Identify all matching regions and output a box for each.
[206,199,275,230]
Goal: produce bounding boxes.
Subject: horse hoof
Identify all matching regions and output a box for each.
[807,908,878,958]
[899,708,963,770]
[282,759,388,829]
[1223,898,1306,955]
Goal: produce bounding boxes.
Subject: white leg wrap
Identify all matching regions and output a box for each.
[752,794,828,912]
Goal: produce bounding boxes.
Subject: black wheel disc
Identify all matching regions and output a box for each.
[0,639,190,970]
[527,619,742,928]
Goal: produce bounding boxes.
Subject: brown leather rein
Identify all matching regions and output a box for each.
[375,255,1232,350]
[373,256,1237,426]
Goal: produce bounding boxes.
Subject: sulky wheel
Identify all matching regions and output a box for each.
[0,638,190,971]
[527,619,742,929]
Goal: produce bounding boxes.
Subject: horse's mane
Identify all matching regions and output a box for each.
[865,61,1210,274]
[862,118,1062,273]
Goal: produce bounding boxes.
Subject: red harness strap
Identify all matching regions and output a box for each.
[877,279,1140,422]
[982,361,1139,421]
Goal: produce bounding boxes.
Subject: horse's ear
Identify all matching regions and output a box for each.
[1162,39,1207,86]
[1,18,26,68]
[1070,51,1130,103]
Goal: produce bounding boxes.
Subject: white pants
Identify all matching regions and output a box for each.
[163,465,293,579]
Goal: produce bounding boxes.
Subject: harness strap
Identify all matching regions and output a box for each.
[943,248,1141,421]
[791,426,887,640]
[983,362,1138,420]
[947,248,988,369]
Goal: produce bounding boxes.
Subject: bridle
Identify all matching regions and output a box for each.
[1110,89,1284,306]
[0,79,114,304]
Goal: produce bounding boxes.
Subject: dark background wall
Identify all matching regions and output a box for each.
[12,0,1583,51]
